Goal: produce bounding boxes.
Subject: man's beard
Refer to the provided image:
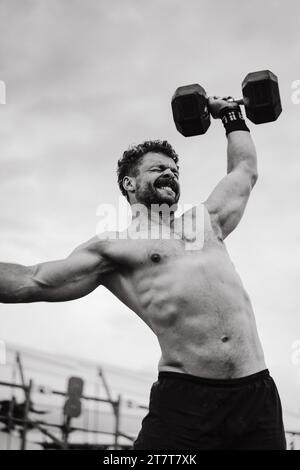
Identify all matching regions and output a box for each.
[135,179,180,208]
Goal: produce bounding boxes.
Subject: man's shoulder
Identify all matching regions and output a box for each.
[73,232,118,256]
[86,230,134,254]
[86,232,119,250]
[178,203,207,228]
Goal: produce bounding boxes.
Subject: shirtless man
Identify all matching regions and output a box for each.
[0,98,286,450]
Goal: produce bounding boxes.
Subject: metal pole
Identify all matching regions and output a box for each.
[0,381,26,389]
[7,396,16,433]
[113,395,121,450]
[16,352,26,388]
[290,433,295,450]
[21,379,32,450]
[62,415,71,450]
[98,367,113,403]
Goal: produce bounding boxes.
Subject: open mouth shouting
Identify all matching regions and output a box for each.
[154,178,178,198]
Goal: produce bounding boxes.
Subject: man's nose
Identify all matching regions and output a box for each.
[162,169,175,178]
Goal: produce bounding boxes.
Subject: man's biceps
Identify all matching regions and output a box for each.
[218,194,249,235]
[69,244,110,271]
[217,181,251,216]
[205,174,238,212]
[220,191,248,218]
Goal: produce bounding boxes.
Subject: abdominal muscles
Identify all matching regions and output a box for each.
[136,250,265,378]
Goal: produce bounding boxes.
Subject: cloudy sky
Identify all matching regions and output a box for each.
[0,0,300,417]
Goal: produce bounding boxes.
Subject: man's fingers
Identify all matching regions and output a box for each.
[221,96,234,101]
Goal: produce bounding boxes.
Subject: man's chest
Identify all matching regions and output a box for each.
[102,204,218,268]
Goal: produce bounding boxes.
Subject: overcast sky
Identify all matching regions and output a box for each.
[0,0,300,418]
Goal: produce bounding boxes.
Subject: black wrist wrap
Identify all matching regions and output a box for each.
[220,106,250,135]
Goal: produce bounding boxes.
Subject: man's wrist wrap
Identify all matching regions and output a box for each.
[220,106,250,135]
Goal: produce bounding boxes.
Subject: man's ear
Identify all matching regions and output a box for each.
[122,176,136,195]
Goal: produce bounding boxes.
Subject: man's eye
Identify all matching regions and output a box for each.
[151,168,179,177]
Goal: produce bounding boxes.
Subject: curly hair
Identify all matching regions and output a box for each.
[117,140,179,200]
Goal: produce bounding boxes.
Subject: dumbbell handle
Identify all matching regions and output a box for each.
[227,97,249,107]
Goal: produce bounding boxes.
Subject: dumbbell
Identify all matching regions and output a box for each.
[171,70,282,137]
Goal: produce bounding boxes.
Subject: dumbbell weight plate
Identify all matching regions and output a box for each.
[242,70,282,124]
[171,84,211,137]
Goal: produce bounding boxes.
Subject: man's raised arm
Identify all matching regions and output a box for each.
[0,237,113,303]
[205,98,258,239]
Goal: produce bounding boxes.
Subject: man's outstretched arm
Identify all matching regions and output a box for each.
[205,99,258,239]
[0,237,113,303]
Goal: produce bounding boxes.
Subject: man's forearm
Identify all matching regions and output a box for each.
[0,263,34,303]
[227,130,258,180]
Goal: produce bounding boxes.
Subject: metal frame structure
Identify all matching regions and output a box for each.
[0,352,148,450]
[1,352,299,450]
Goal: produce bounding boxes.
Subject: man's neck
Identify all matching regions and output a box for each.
[130,203,176,235]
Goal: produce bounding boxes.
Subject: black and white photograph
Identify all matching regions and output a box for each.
[0,0,299,453]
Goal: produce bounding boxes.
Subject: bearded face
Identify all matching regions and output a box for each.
[132,153,180,208]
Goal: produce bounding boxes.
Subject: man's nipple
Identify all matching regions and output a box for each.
[151,253,161,263]
[221,335,229,343]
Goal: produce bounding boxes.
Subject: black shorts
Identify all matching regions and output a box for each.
[133,369,286,450]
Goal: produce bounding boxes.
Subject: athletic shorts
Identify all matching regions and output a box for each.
[133,369,286,450]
